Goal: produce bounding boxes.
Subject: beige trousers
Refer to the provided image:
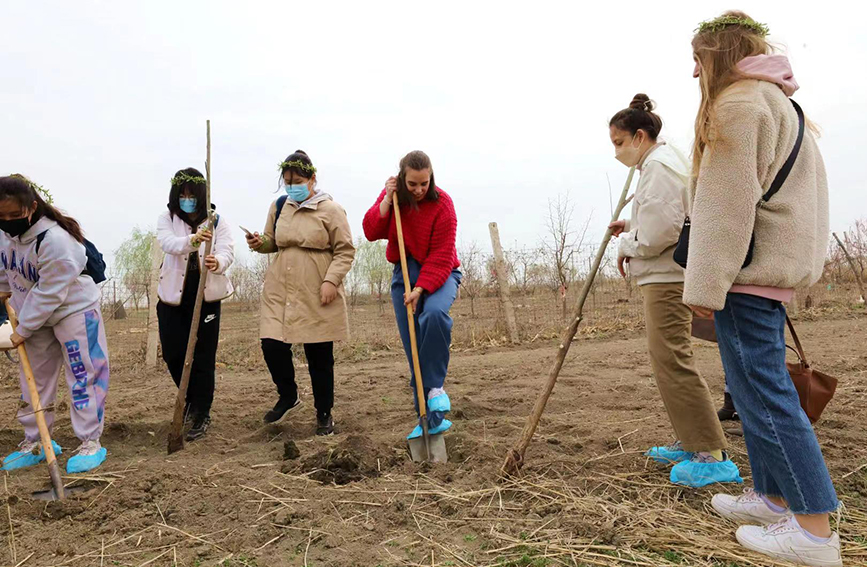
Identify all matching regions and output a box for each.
[641,283,726,452]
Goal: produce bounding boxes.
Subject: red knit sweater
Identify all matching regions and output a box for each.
[362,188,460,293]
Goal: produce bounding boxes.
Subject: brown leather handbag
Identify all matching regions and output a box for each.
[690,313,837,423]
[785,315,838,423]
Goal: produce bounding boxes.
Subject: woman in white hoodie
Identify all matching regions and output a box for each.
[0,174,109,474]
[157,168,234,442]
[608,94,741,488]
[685,12,840,566]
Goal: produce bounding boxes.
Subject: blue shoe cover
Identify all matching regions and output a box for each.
[645,442,693,464]
[2,440,62,471]
[407,419,453,439]
[428,393,451,413]
[429,419,452,435]
[670,457,743,487]
[67,448,107,474]
[407,424,423,440]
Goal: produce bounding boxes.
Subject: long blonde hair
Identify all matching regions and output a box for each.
[691,11,771,180]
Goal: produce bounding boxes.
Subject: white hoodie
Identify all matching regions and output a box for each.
[619,142,691,286]
[0,216,101,338]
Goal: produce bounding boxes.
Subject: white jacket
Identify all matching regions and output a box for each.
[156,210,235,305]
[619,142,690,286]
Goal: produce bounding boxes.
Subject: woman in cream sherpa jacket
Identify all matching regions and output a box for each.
[685,13,840,567]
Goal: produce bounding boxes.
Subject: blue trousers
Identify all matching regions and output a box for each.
[391,258,461,420]
[715,293,838,514]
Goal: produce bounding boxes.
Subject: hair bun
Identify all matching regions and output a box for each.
[629,93,655,112]
[294,149,309,157]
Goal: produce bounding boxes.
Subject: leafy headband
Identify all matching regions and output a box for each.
[9,174,54,204]
[278,160,317,174]
[696,15,769,37]
[171,172,206,186]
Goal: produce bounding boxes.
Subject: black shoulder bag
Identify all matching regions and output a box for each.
[673,99,805,269]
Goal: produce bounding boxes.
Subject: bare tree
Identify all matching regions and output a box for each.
[351,239,390,313]
[458,241,486,318]
[541,192,592,319]
[229,254,271,308]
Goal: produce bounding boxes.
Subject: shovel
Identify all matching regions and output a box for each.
[391,193,447,463]
[3,300,66,500]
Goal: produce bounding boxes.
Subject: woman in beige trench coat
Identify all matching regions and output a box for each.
[246,150,355,436]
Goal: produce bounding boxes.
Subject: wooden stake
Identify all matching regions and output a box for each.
[488,222,519,344]
[501,167,636,476]
[167,120,215,454]
[145,234,162,367]
[4,301,65,499]
[833,232,866,303]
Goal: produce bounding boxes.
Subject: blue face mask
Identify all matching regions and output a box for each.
[285,183,310,202]
[179,197,197,214]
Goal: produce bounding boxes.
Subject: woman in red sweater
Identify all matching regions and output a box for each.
[362,151,461,439]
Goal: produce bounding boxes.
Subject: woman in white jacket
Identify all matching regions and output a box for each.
[608,94,741,487]
[157,168,234,441]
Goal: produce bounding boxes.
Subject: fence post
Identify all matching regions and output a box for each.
[488,222,520,344]
[145,234,162,367]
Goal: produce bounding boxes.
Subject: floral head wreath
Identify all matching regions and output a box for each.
[10,174,54,204]
[278,160,317,175]
[171,172,206,186]
[695,15,769,37]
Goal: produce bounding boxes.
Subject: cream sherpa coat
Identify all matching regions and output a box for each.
[683,80,829,311]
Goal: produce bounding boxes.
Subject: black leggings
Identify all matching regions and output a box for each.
[261,339,334,416]
[157,298,221,416]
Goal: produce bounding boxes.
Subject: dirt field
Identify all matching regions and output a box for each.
[0,311,865,566]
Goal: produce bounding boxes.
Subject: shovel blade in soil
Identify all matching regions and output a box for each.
[31,485,87,501]
[408,433,447,463]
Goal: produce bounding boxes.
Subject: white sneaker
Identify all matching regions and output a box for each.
[712,488,791,524]
[17,439,39,454]
[76,439,102,456]
[736,517,842,567]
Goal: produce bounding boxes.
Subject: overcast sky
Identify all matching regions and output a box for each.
[3,1,864,267]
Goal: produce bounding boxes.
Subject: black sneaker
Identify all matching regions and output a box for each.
[183,403,193,427]
[186,415,211,442]
[717,392,739,422]
[263,398,302,424]
[316,413,334,436]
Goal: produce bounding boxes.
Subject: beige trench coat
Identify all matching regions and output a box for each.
[256,193,355,344]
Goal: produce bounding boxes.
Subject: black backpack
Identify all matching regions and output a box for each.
[36,231,107,284]
[274,195,288,233]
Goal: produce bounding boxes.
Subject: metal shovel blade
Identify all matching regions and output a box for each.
[408,433,448,463]
[31,485,87,501]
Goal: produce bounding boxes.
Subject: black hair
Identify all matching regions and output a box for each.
[0,174,85,242]
[168,167,207,226]
[609,94,663,140]
[279,150,316,184]
[397,150,439,209]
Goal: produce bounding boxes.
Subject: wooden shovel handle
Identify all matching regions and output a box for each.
[4,300,65,499]
[391,193,427,422]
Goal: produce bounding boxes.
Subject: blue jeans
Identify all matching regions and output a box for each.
[714,293,838,514]
[391,258,461,421]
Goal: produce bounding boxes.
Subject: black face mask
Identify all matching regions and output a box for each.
[0,217,32,238]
